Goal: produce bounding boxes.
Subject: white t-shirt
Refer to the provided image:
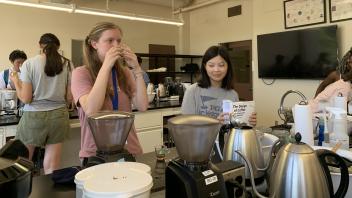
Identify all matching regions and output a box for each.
[20,54,72,111]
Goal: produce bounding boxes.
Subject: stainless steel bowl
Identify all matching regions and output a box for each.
[87,111,134,152]
[168,115,220,163]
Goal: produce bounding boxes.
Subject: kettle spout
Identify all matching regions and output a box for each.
[235,150,268,198]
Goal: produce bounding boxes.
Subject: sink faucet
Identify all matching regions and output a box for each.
[278,90,307,124]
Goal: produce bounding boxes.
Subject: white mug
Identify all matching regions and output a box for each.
[147,83,154,94]
[158,84,166,97]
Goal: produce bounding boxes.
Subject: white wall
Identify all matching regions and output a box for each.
[252,0,352,127]
[0,3,180,69]
[186,0,352,127]
[188,0,253,54]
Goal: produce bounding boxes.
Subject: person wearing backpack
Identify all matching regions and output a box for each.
[0,50,27,89]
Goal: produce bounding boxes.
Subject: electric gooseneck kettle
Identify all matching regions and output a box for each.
[237,133,349,198]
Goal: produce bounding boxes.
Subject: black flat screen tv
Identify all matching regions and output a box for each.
[257,25,338,79]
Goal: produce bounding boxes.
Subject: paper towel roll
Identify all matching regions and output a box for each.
[334,95,347,111]
[293,104,314,146]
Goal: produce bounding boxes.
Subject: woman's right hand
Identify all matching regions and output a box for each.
[217,113,229,125]
[102,46,122,70]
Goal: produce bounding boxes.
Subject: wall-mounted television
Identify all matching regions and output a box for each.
[257,25,338,79]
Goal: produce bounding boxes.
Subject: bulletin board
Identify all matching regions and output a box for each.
[329,0,352,22]
[284,0,326,29]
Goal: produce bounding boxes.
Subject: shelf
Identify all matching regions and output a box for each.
[146,71,198,74]
[136,53,202,58]
[137,53,201,84]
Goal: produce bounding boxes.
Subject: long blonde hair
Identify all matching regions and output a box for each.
[84,22,132,98]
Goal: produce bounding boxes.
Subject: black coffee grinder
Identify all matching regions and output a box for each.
[86,111,136,167]
[166,115,246,198]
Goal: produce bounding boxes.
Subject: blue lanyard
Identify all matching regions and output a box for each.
[111,68,118,110]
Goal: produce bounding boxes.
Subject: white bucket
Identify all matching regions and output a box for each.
[75,162,151,198]
[83,168,152,198]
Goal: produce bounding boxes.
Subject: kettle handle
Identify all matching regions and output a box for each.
[218,124,230,154]
[316,149,349,198]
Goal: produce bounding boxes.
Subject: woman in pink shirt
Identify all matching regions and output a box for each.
[310,49,352,113]
[71,22,148,161]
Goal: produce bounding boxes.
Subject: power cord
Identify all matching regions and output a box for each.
[261,78,275,85]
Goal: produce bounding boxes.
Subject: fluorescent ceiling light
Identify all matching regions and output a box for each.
[75,8,183,26]
[75,9,136,21]
[0,0,73,12]
[0,0,183,26]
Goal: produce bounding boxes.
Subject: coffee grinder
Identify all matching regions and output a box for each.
[86,111,136,166]
[166,115,246,198]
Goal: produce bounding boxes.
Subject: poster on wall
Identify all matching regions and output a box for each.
[329,0,352,22]
[284,0,326,29]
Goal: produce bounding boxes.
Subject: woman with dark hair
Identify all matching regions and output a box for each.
[181,45,256,124]
[10,33,72,174]
[314,48,352,98]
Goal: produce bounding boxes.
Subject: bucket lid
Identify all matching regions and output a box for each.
[117,162,151,174]
[74,162,151,185]
[83,168,153,197]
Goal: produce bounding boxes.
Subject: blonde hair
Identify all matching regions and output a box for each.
[84,22,132,98]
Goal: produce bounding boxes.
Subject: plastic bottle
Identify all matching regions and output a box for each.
[326,107,349,150]
[318,117,325,146]
[222,100,233,125]
[334,92,347,111]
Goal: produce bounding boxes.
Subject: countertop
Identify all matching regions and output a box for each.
[30,148,178,198]
[0,100,181,127]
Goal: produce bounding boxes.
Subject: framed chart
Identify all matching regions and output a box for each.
[284,0,326,29]
[329,0,352,22]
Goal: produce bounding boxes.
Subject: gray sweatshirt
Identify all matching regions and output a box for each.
[181,83,239,118]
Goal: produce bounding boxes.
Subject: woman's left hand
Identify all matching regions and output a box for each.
[121,44,141,71]
[248,112,257,126]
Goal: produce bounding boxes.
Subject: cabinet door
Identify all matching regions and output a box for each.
[136,127,162,153]
[134,111,162,129]
[0,128,5,148]
[5,125,17,137]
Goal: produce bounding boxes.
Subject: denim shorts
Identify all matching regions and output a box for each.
[16,107,70,146]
